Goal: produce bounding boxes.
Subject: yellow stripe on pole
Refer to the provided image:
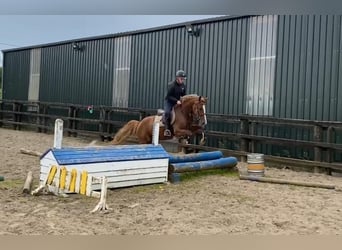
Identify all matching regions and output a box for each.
[80,170,88,195]
[59,167,67,189]
[47,165,57,185]
[69,169,77,192]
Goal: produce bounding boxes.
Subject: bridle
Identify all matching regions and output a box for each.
[191,96,207,126]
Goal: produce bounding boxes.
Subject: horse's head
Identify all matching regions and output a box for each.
[180,94,208,127]
[192,96,208,127]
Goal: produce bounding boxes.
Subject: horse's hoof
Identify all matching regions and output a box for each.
[200,137,206,145]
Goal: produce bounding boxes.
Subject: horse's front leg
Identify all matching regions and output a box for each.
[173,128,193,138]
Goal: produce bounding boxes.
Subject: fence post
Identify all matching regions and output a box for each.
[139,111,147,120]
[325,126,334,176]
[249,121,257,153]
[326,126,334,164]
[313,124,323,173]
[12,102,16,130]
[13,102,22,130]
[67,106,78,137]
[67,106,74,137]
[0,101,3,127]
[99,107,110,140]
[41,104,48,133]
[240,117,249,162]
[36,103,41,133]
[72,108,78,137]
[99,107,105,135]
[105,110,110,135]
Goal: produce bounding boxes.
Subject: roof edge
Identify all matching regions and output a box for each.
[2,15,254,53]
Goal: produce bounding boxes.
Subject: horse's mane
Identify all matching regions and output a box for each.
[180,94,199,102]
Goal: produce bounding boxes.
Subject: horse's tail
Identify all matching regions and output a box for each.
[111,120,140,145]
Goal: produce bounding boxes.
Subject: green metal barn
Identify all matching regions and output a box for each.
[3,15,342,121]
[2,15,342,163]
[2,15,342,121]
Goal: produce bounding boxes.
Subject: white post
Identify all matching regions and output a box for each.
[203,105,207,125]
[152,120,160,145]
[91,176,109,213]
[54,119,64,149]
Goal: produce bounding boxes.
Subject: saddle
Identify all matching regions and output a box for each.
[156,108,175,127]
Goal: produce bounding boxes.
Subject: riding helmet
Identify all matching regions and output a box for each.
[175,70,187,78]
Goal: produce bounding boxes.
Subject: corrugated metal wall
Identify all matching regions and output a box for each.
[274,15,342,121]
[129,16,250,114]
[3,15,342,122]
[3,50,31,100]
[39,39,116,105]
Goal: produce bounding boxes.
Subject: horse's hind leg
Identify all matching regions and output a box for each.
[136,117,154,144]
[137,134,152,144]
[136,128,152,144]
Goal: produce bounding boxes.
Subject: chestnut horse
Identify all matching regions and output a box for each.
[111,94,208,144]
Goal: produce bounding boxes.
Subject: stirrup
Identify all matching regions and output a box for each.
[164,129,171,137]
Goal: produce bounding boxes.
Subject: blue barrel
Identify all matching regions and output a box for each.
[168,151,223,163]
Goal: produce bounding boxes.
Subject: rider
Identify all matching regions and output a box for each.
[163,69,187,137]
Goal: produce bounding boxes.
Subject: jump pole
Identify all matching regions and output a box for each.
[170,157,238,173]
[239,175,336,190]
[168,151,223,163]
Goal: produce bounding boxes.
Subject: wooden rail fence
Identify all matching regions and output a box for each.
[1,99,342,173]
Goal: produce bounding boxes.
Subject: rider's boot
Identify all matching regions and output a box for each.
[164,119,172,137]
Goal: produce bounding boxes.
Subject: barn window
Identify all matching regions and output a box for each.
[112,36,131,108]
[246,15,277,116]
[28,48,41,111]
